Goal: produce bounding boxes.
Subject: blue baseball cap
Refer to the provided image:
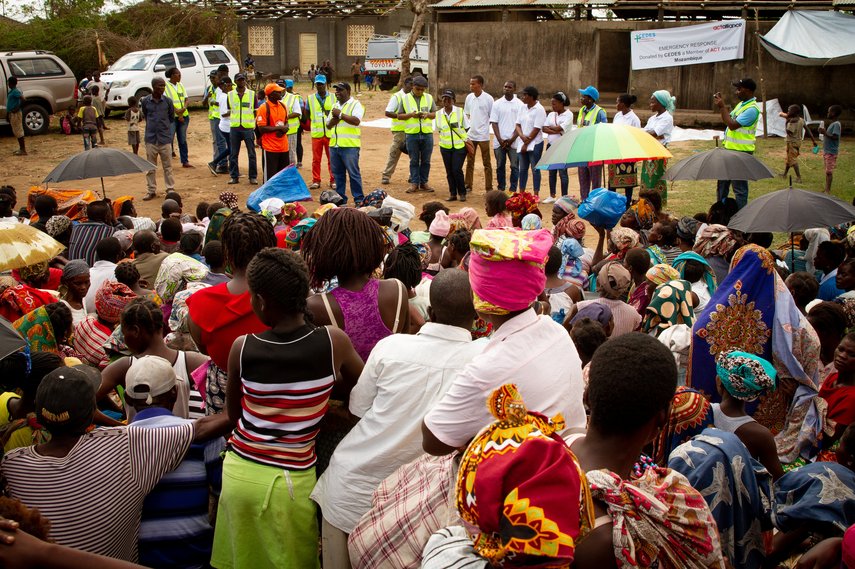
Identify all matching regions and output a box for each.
[285,79,294,88]
[578,85,599,101]
[314,75,327,84]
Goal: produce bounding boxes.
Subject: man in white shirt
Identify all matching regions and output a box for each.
[312,269,486,568]
[83,236,122,313]
[422,229,586,455]
[464,75,494,193]
[490,80,524,192]
[381,76,413,185]
[515,85,547,198]
[207,77,233,174]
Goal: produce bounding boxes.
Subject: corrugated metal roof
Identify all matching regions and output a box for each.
[432,0,614,8]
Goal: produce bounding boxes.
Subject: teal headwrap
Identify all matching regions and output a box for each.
[653,90,676,114]
[715,350,777,402]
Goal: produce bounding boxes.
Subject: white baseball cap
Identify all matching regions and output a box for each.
[125,356,177,405]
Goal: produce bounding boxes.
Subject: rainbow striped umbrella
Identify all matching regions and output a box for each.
[536,123,672,170]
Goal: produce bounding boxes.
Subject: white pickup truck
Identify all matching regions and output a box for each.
[364,35,429,91]
[101,44,240,111]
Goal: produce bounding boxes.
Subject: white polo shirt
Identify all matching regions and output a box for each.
[516,101,547,152]
[489,95,525,151]
[645,111,674,146]
[464,91,494,142]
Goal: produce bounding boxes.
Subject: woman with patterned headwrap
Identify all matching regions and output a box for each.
[651,386,715,465]
[712,350,784,479]
[644,279,695,384]
[693,223,741,284]
[641,90,676,202]
[73,280,136,369]
[12,303,74,357]
[58,260,90,326]
[504,191,541,228]
[0,262,58,323]
[689,244,824,465]
[619,197,656,245]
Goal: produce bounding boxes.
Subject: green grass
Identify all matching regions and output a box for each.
[664,138,852,219]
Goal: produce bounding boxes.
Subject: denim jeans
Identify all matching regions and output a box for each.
[440,147,467,197]
[494,145,519,191]
[546,143,568,196]
[170,115,190,165]
[406,133,433,186]
[577,164,602,200]
[212,129,232,167]
[518,142,543,195]
[210,118,227,168]
[716,179,749,210]
[229,128,257,180]
[330,146,363,204]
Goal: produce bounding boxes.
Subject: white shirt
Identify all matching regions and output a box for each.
[330,97,365,122]
[216,91,231,132]
[544,109,573,145]
[385,91,405,114]
[83,260,117,314]
[516,101,547,152]
[489,95,525,150]
[60,299,88,326]
[613,110,641,129]
[645,111,674,146]
[424,309,586,448]
[691,279,710,316]
[464,91,494,142]
[311,323,487,533]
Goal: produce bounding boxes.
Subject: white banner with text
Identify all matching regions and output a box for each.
[630,20,746,70]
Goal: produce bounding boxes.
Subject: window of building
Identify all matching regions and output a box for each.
[248,25,275,57]
[347,25,374,56]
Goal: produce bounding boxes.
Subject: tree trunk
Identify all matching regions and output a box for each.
[398,0,428,88]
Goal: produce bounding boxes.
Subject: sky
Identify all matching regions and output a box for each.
[1,0,131,21]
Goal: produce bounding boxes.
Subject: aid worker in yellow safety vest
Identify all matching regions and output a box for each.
[435,88,471,202]
[381,75,414,185]
[327,81,365,205]
[308,75,336,190]
[714,77,761,210]
[575,85,607,200]
[202,70,228,172]
[282,79,303,168]
[399,75,436,194]
[164,67,193,168]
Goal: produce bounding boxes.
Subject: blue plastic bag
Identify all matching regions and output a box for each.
[247,165,311,211]
[577,187,627,229]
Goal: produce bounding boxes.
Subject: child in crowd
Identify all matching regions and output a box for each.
[819,105,842,194]
[779,104,817,184]
[180,232,204,263]
[819,332,855,448]
[484,190,512,229]
[201,240,230,286]
[88,85,106,146]
[61,105,80,135]
[540,245,582,323]
[124,96,141,155]
[77,95,100,150]
[713,351,784,479]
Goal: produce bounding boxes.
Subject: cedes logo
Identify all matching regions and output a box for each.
[633,32,657,42]
[712,22,743,30]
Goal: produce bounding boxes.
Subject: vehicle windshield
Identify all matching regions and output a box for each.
[110,53,155,71]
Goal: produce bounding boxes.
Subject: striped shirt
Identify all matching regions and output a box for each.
[68,222,116,266]
[73,315,113,369]
[576,297,642,337]
[132,408,224,569]
[231,326,335,470]
[1,423,194,562]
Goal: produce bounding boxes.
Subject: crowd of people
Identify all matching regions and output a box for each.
[0,62,852,569]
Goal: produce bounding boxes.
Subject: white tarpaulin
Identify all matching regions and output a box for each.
[630,20,746,71]
[760,11,855,66]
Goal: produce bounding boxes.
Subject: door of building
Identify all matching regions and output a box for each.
[300,33,317,75]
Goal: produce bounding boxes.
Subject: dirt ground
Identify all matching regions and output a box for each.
[0,85,679,242]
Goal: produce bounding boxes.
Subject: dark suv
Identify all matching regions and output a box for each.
[0,50,77,135]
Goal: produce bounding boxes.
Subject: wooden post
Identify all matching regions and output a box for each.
[754,8,767,138]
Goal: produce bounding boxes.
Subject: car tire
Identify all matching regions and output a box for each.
[21,103,50,136]
[134,88,152,102]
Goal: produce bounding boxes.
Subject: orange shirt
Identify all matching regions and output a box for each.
[256,101,290,153]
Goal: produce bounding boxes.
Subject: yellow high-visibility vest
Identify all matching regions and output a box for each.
[308,92,335,139]
[402,92,434,134]
[284,92,301,135]
[206,85,219,119]
[164,81,189,117]
[437,107,467,150]
[722,98,761,152]
[329,98,361,148]
[229,89,256,129]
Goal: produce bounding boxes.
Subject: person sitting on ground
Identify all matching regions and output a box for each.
[411,201,449,244]
[187,213,276,414]
[649,220,681,264]
[30,195,58,234]
[12,302,74,358]
[0,365,229,563]
[0,262,58,323]
[590,226,639,274]
[440,228,471,270]
[201,240,230,286]
[540,245,582,323]
[819,332,855,450]
[211,247,362,569]
[59,260,90,325]
[0,185,17,222]
[303,208,409,361]
[673,252,717,316]
[158,218,182,254]
[569,316,608,369]
[425,210,450,276]
[125,355,225,569]
[383,243,429,332]
[836,257,855,302]
[569,333,725,569]
[565,303,614,339]
[807,302,848,378]
[74,280,135,369]
[179,232,204,263]
[422,228,586,456]
[786,271,820,315]
[815,240,847,301]
[576,261,640,336]
[712,350,784,479]
[83,237,123,314]
[643,279,696,385]
[68,200,117,266]
[46,215,73,252]
[132,230,169,288]
[693,224,741,284]
[620,197,656,245]
[484,190,512,229]
[675,216,701,252]
[312,269,487,565]
[625,247,652,316]
[157,199,181,230]
[0,351,64,452]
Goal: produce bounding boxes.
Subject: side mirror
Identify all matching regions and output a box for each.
[154,64,166,72]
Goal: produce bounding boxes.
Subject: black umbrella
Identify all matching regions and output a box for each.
[664,147,775,181]
[0,318,26,362]
[727,186,855,233]
[42,147,156,199]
